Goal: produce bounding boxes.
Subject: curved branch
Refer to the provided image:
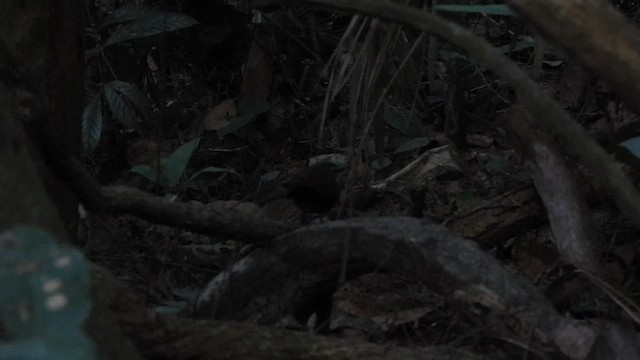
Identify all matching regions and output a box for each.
[305,0,640,233]
[35,136,295,243]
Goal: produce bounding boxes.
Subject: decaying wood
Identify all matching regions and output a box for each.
[448,186,545,248]
[36,143,295,243]
[92,264,485,360]
[506,106,601,274]
[195,217,597,359]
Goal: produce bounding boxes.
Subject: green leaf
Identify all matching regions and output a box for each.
[104,10,198,46]
[108,80,152,119]
[159,138,201,187]
[103,81,139,126]
[619,136,640,159]
[102,5,168,27]
[394,137,431,154]
[371,157,392,170]
[217,100,271,138]
[129,164,161,183]
[0,227,94,360]
[154,303,187,315]
[484,155,510,174]
[455,191,482,211]
[260,170,281,183]
[82,92,103,154]
[189,166,241,181]
[383,108,415,135]
[435,4,515,16]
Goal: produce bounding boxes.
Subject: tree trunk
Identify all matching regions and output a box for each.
[0,0,83,243]
[0,2,143,359]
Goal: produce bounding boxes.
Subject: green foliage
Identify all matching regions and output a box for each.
[372,157,392,170]
[189,166,241,182]
[103,80,152,125]
[483,155,510,174]
[619,136,640,158]
[82,5,198,155]
[615,136,640,169]
[129,137,241,190]
[82,80,153,154]
[102,81,145,126]
[101,6,169,27]
[394,137,431,154]
[454,191,482,212]
[260,170,281,183]
[130,137,201,188]
[81,92,102,153]
[384,107,417,135]
[217,99,271,138]
[102,5,198,46]
[0,227,94,360]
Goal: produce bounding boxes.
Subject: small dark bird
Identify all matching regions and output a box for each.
[284,162,341,215]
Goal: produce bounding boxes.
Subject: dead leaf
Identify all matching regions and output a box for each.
[203,99,236,131]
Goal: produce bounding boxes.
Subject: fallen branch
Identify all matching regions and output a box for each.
[92,264,485,360]
[506,106,601,274]
[196,217,597,359]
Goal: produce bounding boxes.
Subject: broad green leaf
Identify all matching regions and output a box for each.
[129,164,161,183]
[484,155,510,174]
[154,303,187,315]
[217,100,271,138]
[108,80,152,118]
[82,92,103,153]
[189,166,241,181]
[104,12,198,46]
[435,4,515,16]
[371,157,392,170]
[384,108,415,135]
[0,227,94,360]
[619,136,640,159]
[184,242,238,253]
[102,5,167,27]
[159,138,201,187]
[260,170,281,183]
[309,153,348,168]
[394,137,431,154]
[103,82,139,126]
[455,191,482,211]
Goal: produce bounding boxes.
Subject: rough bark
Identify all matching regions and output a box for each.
[0,0,83,242]
[506,106,601,274]
[0,82,144,360]
[0,83,68,242]
[0,2,141,359]
[38,147,296,243]
[91,263,485,360]
[194,217,596,359]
